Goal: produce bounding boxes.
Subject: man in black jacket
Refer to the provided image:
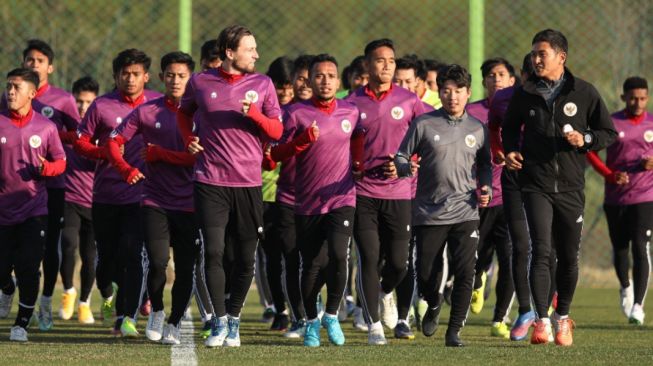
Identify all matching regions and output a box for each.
[502,29,616,347]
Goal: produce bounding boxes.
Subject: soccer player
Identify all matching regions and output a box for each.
[0,68,66,341]
[586,76,652,325]
[57,76,100,324]
[466,57,516,339]
[200,39,222,70]
[423,59,444,109]
[503,29,617,346]
[106,51,198,344]
[269,54,359,347]
[346,40,430,344]
[387,64,492,347]
[75,48,162,336]
[177,25,282,348]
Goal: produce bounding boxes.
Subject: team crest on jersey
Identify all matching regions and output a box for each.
[245,90,259,103]
[644,130,653,143]
[391,106,404,120]
[343,220,350,227]
[434,134,440,142]
[563,102,578,117]
[210,91,217,99]
[116,117,123,124]
[155,122,161,129]
[29,135,42,148]
[341,119,352,133]
[41,106,54,119]
[619,131,625,138]
[361,112,367,120]
[464,134,476,148]
[0,137,5,144]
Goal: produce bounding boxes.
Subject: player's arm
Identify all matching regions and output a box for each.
[40,126,67,177]
[74,101,105,160]
[105,109,144,185]
[583,87,618,151]
[501,90,525,170]
[143,144,196,167]
[390,117,423,178]
[476,125,493,206]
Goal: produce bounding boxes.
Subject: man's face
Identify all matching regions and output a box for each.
[531,41,566,80]
[160,62,192,100]
[201,58,222,71]
[426,70,438,92]
[622,88,649,116]
[275,83,294,106]
[293,68,312,101]
[75,91,96,118]
[115,64,149,97]
[439,80,471,117]
[394,68,417,93]
[310,61,339,101]
[483,64,515,99]
[228,35,258,74]
[5,76,36,112]
[23,49,52,87]
[366,46,395,85]
[348,72,369,91]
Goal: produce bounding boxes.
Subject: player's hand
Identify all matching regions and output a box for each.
[641,156,653,170]
[240,99,252,115]
[119,144,125,156]
[505,151,523,170]
[188,136,204,154]
[128,170,145,185]
[37,155,47,175]
[383,154,398,178]
[494,150,506,165]
[565,130,584,148]
[614,171,629,185]
[352,161,363,181]
[410,156,421,175]
[478,185,491,207]
[309,121,320,141]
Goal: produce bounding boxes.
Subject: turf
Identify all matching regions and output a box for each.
[1,288,652,365]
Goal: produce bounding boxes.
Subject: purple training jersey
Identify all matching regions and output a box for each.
[0,110,66,225]
[77,90,162,205]
[604,111,653,206]
[64,147,95,208]
[275,103,297,206]
[282,99,359,215]
[346,86,430,200]
[468,98,503,207]
[114,97,194,211]
[179,69,282,187]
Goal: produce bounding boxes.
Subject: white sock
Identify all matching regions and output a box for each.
[369,321,383,331]
[203,313,213,323]
[79,300,90,306]
[324,312,337,319]
[64,287,76,294]
[540,317,551,325]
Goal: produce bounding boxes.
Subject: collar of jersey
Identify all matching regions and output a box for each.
[311,97,336,115]
[8,107,34,128]
[364,83,394,102]
[218,67,246,84]
[35,83,49,99]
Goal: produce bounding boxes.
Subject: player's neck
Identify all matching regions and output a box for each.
[221,62,244,76]
[368,79,391,96]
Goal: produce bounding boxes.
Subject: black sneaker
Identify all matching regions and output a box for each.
[270,313,289,331]
[422,306,441,337]
[445,328,464,347]
[261,307,276,323]
[394,321,415,340]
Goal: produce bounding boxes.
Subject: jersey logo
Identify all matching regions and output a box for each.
[576,215,583,223]
[434,134,440,142]
[563,102,578,117]
[470,230,479,238]
[343,220,350,227]
[0,137,5,144]
[529,109,535,117]
[245,90,259,103]
[116,117,123,124]
[210,91,217,99]
[361,112,367,120]
[618,131,625,138]
[155,122,161,129]
[341,119,352,133]
[391,106,404,120]
[464,134,476,148]
[29,135,42,148]
[644,130,653,143]
[41,106,54,119]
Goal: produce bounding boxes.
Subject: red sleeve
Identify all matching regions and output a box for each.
[586,151,616,183]
[261,144,278,171]
[41,158,67,177]
[106,136,140,181]
[176,109,195,147]
[269,127,317,162]
[488,122,504,159]
[247,103,283,140]
[59,130,78,145]
[73,134,105,160]
[351,130,365,172]
[146,145,196,167]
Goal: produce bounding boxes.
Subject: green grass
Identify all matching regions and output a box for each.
[1,288,653,365]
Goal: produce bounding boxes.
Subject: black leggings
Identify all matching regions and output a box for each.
[297,206,354,320]
[523,190,583,318]
[60,202,96,302]
[474,205,514,322]
[42,188,65,297]
[395,236,416,321]
[0,216,47,328]
[142,206,199,326]
[415,221,478,332]
[604,202,653,305]
[354,197,411,324]
[93,202,145,319]
[195,183,262,318]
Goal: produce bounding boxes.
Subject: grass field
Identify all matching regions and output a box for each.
[1,287,652,365]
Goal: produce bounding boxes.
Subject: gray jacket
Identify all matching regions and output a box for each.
[395,109,492,225]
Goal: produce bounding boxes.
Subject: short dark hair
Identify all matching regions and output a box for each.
[309,54,338,77]
[200,39,220,63]
[341,66,352,89]
[436,64,472,90]
[364,39,394,60]
[161,51,195,73]
[396,54,427,80]
[623,77,648,94]
[23,39,55,64]
[72,76,99,95]
[293,54,315,78]
[7,68,40,89]
[532,29,568,54]
[266,56,294,88]
[480,57,515,79]
[217,25,253,61]
[423,59,445,73]
[349,55,367,77]
[112,49,151,76]
[521,53,534,76]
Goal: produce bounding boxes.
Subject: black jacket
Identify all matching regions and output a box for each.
[502,68,617,193]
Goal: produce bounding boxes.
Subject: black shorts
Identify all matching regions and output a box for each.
[354,196,411,240]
